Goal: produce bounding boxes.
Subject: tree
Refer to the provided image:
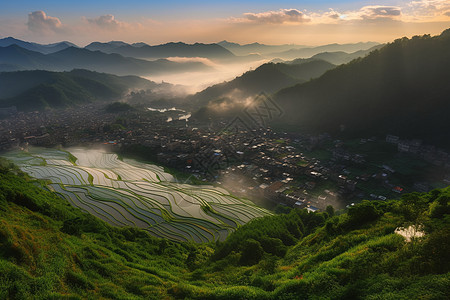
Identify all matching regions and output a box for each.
[326,205,335,217]
[240,239,263,265]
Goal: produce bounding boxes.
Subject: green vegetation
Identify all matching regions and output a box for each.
[0,157,448,299]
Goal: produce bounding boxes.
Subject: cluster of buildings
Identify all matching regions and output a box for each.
[386,134,450,168]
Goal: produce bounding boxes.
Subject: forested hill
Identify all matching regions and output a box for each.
[273,29,450,147]
[189,59,335,109]
[0,159,448,299]
[0,69,160,111]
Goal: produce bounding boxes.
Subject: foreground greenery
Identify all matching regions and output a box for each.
[0,159,448,299]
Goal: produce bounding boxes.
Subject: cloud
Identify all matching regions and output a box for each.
[242,9,309,24]
[236,1,449,26]
[27,11,63,34]
[86,14,127,31]
[166,56,217,67]
[234,6,402,26]
[359,6,402,19]
[407,0,450,19]
[338,6,402,22]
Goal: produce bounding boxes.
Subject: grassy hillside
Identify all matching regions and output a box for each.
[0,69,159,111]
[0,159,448,299]
[273,29,450,147]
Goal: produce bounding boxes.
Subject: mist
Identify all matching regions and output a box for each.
[144,58,268,94]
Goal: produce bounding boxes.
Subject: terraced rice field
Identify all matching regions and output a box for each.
[2,147,271,242]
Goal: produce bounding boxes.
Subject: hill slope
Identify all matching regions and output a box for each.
[0,159,448,299]
[273,29,450,146]
[189,59,335,110]
[0,69,161,110]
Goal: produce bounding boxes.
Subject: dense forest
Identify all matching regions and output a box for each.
[273,29,450,146]
[0,158,448,299]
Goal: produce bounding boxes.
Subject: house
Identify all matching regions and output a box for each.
[386,134,399,144]
[392,186,404,193]
[398,141,410,152]
[306,205,319,213]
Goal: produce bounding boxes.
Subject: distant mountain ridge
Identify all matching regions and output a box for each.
[269,42,380,60]
[287,45,384,65]
[0,37,76,54]
[0,44,211,76]
[218,40,380,59]
[217,40,306,56]
[85,41,235,60]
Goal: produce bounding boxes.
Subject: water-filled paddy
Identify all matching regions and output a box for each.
[2,147,271,242]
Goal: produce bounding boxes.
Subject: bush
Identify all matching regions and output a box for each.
[260,237,287,257]
[347,200,381,227]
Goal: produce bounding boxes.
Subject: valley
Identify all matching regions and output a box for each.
[0,4,449,298]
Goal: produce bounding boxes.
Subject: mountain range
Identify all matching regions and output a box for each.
[0,37,76,54]
[0,69,163,111]
[286,45,384,65]
[2,31,449,147]
[0,37,381,64]
[0,37,236,60]
[270,42,379,60]
[0,45,210,76]
[85,41,236,60]
[218,40,380,60]
[191,29,450,147]
[217,40,306,56]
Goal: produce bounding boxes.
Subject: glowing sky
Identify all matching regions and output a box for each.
[0,0,449,45]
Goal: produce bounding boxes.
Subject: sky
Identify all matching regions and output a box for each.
[0,0,449,46]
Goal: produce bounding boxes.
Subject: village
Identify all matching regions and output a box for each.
[1,103,449,211]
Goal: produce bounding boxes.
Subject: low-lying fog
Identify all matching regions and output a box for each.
[144,57,268,95]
